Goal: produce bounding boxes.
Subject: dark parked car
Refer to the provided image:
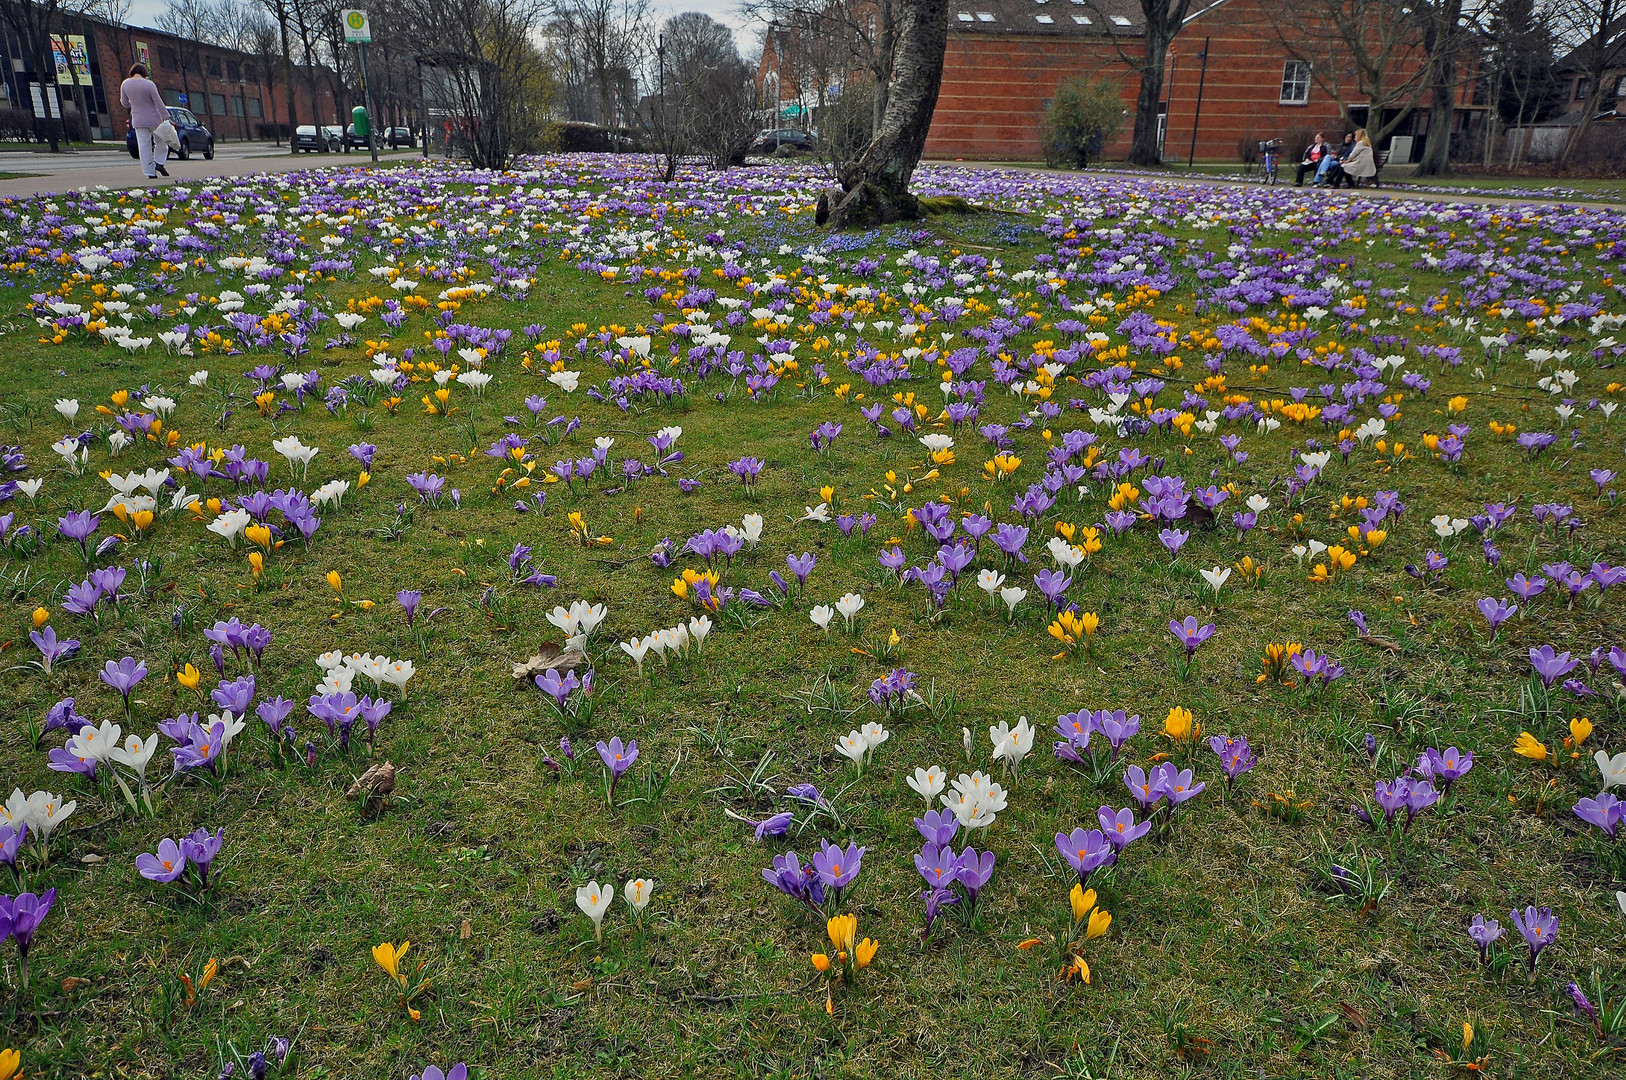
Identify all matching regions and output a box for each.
[294,125,341,152]
[343,124,372,150]
[386,126,414,148]
[125,106,215,161]
[750,128,814,153]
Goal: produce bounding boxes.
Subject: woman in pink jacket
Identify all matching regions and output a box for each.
[119,63,170,180]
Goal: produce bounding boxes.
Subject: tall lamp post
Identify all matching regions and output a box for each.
[237,77,248,142]
[1186,38,1210,167]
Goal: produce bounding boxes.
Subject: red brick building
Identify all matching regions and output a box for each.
[761,0,1483,165]
[1,12,341,143]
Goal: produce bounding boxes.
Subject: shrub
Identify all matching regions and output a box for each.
[1040,75,1124,169]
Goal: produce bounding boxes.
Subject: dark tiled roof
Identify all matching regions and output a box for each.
[946,0,1147,37]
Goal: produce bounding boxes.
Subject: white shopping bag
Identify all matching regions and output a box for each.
[154,120,182,152]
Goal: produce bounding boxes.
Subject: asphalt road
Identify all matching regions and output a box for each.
[0,140,426,199]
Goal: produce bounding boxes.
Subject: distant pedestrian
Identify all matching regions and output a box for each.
[1295,133,1329,186]
[120,63,169,180]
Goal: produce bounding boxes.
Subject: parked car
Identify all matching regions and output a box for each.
[343,124,373,150]
[294,125,341,152]
[385,126,414,148]
[125,106,215,161]
[750,128,814,153]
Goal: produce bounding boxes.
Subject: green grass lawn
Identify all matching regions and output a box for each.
[0,158,1621,1079]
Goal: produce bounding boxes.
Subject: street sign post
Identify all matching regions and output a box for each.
[341,11,379,163]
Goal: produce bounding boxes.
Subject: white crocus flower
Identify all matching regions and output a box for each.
[378,658,416,698]
[836,730,868,769]
[1246,494,1269,514]
[54,398,79,423]
[623,878,654,918]
[809,604,834,632]
[69,720,122,765]
[547,370,581,393]
[1201,566,1231,598]
[109,732,160,785]
[801,503,832,523]
[990,717,1035,775]
[859,722,890,761]
[15,478,41,502]
[619,636,650,677]
[835,592,865,631]
[740,513,764,548]
[687,615,711,650]
[906,765,947,807]
[1598,750,1626,789]
[977,568,1006,596]
[999,586,1027,619]
[576,881,613,940]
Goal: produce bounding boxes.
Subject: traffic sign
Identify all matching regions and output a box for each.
[341,10,371,43]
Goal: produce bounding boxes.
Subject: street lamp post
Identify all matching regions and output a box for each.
[1187,38,1210,168]
[238,77,248,142]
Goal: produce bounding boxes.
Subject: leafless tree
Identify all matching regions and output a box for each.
[746,0,901,135]
[1552,0,1626,165]
[817,0,946,227]
[1266,0,1435,148]
[1082,0,1195,166]
[549,0,650,141]
[0,0,68,148]
[251,0,303,151]
[400,0,554,167]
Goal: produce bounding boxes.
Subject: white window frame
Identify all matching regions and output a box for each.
[1279,60,1311,106]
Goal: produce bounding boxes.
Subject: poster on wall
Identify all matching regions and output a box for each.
[51,35,92,86]
[135,40,151,70]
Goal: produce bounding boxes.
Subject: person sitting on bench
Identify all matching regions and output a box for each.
[1330,129,1377,189]
[1295,133,1330,186]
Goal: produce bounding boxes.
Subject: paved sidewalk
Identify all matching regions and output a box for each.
[922,158,1626,213]
[0,141,425,199]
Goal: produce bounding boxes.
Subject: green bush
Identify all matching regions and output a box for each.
[1040,75,1125,169]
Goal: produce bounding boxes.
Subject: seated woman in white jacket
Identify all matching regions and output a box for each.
[1333,130,1378,189]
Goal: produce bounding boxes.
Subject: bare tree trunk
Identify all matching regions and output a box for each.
[1127,20,1174,166]
[822,0,945,228]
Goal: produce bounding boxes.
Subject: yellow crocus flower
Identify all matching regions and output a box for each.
[826,914,856,953]
[1570,717,1592,747]
[1513,732,1548,762]
[854,938,878,968]
[326,571,343,592]
[0,1047,18,1080]
[1069,885,1096,924]
[810,953,831,972]
[177,664,201,692]
[372,941,410,987]
[31,607,48,628]
[1085,908,1112,940]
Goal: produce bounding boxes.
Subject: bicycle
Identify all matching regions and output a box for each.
[1258,139,1282,185]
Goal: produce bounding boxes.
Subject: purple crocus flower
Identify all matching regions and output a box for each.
[0,888,56,986]
[914,842,960,890]
[1510,905,1557,970]
[1476,597,1515,635]
[914,808,959,848]
[256,696,296,735]
[99,656,148,711]
[55,510,99,558]
[1097,806,1151,850]
[812,839,864,894]
[761,851,823,907]
[0,823,26,870]
[1208,734,1257,793]
[1155,761,1205,809]
[1124,765,1161,811]
[136,838,189,883]
[1033,568,1071,607]
[397,590,423,626]
[596,736,638,797]
[955,846,995,902]
[1506,573,1547,602]
[1169,616,1216,657]
[921,886,958,939]
[1056,827,1115,884]
[751,811,793,841]
[1574,792,1624,840]
[1157,528,1189,557]
[1529,646,1579,689]
[180,827,225,888]
[786,552,815,586]
[1096,711,1139,759]
[1414,747,1470,795]
[28,626,80,672]
[536,668,580,709]
[1468,914,1503,964]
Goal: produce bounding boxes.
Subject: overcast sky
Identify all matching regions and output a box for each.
[121,0,761,53]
